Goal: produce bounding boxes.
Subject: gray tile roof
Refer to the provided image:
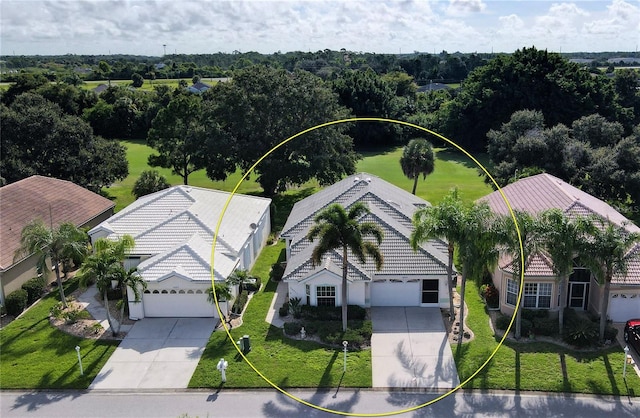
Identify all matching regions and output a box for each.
[282,173,450,283]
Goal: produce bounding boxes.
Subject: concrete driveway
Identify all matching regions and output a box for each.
[90,318,217,389]
[371,307,459,389]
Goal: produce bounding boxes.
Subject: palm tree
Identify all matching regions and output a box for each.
[111,265,146,332]
[539,209,588,335]
[77,235,136,337]
[456,202,499,347]
[400,138,435,195]
[227,269,251,297]
[208,282,233,319]
[411,188,465,323]
[15,219,89,309]
[579,217,640,341]
[496,210,543,340]
[307,202,384,332]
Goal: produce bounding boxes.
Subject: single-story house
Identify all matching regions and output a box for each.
[0,176,115,304]
[481,173,640,322]
[281,173,451,308]
[188,81,211,94]
[88,185,271,319]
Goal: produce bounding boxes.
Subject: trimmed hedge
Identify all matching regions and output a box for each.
[22,276,47,305]
[300,304,366,321]
[5,289,28,317]
[232,292,248,314]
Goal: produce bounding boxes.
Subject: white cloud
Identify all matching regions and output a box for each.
[446,0,487,16]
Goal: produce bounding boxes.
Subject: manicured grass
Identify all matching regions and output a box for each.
[104,139,264,211]
[454,281,640,395]
[0,279,119,389]
[357,147,493,204]
[189,241,372,388]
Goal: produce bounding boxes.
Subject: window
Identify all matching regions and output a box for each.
[524,282,552,309]
[421,280,439,304]
[506,279,519,306]
[316,286,336,307]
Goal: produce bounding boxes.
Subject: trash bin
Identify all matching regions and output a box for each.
[242,335,251,353]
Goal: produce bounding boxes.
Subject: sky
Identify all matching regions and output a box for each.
[1,0,639,56]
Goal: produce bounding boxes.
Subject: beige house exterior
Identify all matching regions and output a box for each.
[0,176,115,304]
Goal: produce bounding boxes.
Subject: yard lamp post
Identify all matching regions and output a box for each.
[217,358,228,383]
[342,341,348,373]
[75,345,83,375]
[623,346,630,378]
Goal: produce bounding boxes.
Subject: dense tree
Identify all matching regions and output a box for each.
[411,188,466,322]
[131,73,144,88]
[207,66,358,195]
[579,218,640,341]
[16,220,89,309]
[307,202,383,332]
[0,93,128,191]
[2,72,50,105]
[331,69,405,147]
[132,170,171,199]
[400,138,435,195]
[438,47,616,152]
[147,94,210,185]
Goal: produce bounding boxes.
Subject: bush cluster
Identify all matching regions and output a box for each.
[480,283,499,308]
[232,292,248,314]
[299,304,366,321]
[4,289,28,317]
[21,276,47,305]
[245,277,262,293]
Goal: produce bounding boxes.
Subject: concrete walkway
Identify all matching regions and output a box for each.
[265,280,288,328]
[371,307,459,389]
[75,284,133,335]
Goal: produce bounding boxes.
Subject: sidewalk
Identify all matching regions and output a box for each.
[265,280,288,328]
[75,284,134,335]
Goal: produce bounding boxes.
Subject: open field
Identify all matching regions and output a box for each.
[106,140,493,212]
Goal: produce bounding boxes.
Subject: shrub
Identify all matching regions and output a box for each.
[22,276,47,305]
[270,263,285,281]
[232,292,248,314]
[288,297,302,318]
[495,313,512,330]
[520,318,533,337]
[278,303,289,317]
[284,322,302,335]
[132,170,170,199]
[480,284,499,308]
[522,309,548,321]
[532,316,559,336]
[300,304,366,321]
[245,277,262,293]
[604,324,618,341]
[5,289,28,317]
[563,319,598,347]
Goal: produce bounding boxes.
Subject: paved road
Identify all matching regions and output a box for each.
[2,389,638,417]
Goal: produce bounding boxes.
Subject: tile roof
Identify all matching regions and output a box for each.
[614,244,640,286]
[482,173,640,284]
[90,185,270,283]
[282,173,450,283]
[0,176,115,270]
[500,252,556,277]
[480,173,640,233]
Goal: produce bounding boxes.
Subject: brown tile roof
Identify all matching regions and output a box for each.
[0,176,115,270]
[616,244,640,286]
[480,173,640,234]
[500,251,556,277]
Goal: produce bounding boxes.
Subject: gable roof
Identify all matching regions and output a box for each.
[480,173,640,233]
[0,176,115,270]
[91,185,271,256]
[481,173,640,284]
[282,173,450,282]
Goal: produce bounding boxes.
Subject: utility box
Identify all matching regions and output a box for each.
[242,335,251,353]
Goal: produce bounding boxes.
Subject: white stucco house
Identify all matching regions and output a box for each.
[280,173,451,308]
[88,185,271,319]
[480,173,640,323]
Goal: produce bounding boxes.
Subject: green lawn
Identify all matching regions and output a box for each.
[189,241,371,388]
[0,279,119,389]
[454,281,640,395]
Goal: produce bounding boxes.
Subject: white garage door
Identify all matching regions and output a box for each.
[143,290,216,317]
[371,280,420,306]
[609,293,640,322]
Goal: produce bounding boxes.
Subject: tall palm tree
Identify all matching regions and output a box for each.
[227,269,251,297]
[307,202,384,332]
[400,138,435,195]
[539,209,588,335]
[496,210,543,340]
[208,282,233,319]
[579,217,640,341]
[15,219,89,309]
[411,188,466,323]
[77,235,136,337]
[456,201,499,347]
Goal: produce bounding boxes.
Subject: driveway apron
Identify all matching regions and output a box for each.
[90,318,217,389]
[371,307,459,389]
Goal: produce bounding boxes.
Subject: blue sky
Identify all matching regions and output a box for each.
[1,1,638,56]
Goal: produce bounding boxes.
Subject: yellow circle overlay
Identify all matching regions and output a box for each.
[209,117,525,416]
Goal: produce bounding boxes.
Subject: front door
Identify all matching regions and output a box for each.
[568,282,589,309]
